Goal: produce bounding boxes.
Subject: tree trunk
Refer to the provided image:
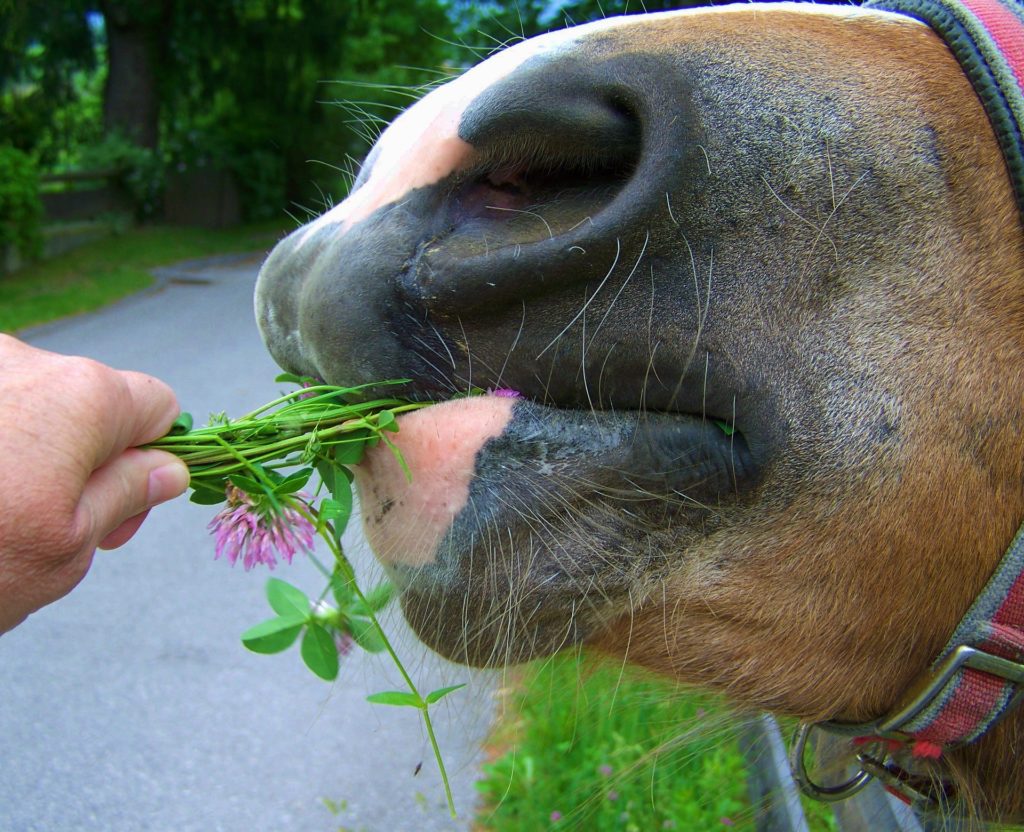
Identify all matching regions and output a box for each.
[100,1,165,149]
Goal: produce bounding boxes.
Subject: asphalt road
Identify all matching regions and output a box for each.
[0,258,494,832]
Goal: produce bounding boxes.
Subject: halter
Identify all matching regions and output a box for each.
[791,0,1024,812]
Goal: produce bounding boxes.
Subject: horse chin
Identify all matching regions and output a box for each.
[393,582,598,668]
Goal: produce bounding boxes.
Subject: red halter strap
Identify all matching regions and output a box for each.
[792,0,1024,812]
[867,0,1024,212]
[851,0,1024,753]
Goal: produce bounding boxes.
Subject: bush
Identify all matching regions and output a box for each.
[229,148,287,222]
[76,133,165,220]
[0,146,43,261]
[163,92,287,222]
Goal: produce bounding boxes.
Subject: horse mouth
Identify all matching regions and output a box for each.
[351,392,758,667]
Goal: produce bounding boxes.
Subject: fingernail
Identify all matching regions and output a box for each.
[148,461,190,505]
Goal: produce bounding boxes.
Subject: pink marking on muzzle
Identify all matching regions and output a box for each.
[296,41,549,246]
[354,396,516,567]
[294,19,630,248]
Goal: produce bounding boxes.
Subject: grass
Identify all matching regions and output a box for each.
[0,220,294,333]
[475,652,840,831]
[475,652,750,831]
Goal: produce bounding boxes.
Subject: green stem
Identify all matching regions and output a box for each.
[150,403,427,477]
[421,706,457,818]
[236,380,408,420]
[291,502,458,818]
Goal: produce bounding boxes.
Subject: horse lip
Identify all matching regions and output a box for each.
[464,400,755,508]
[355,396,757,667]
[360,397,756,577]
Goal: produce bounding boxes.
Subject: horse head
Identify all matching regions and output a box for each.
[255,3,1024,821]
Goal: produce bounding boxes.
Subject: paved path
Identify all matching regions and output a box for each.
[0,259,494,832]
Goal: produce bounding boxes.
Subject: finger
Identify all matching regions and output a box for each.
[117,370,183,447]
[98,510,150,550]
[75,449,190,549]
[64,362,183,475]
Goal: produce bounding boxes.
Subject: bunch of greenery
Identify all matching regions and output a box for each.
[148,375,465,816]
[0,146,43,261]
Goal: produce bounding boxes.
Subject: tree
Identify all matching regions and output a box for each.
[1,0,456,216]
[4,0,722,220]
[154,0,454,209]
[98,0,168,149]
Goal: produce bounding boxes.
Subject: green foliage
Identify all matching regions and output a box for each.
[366,690,424,708]
[0,146,42,259]
[3,0,458,218]
[451,0,710,53]
[477,653,749,831]
[425,683,467,705]
[301,624,340,680]
[365,683,465,708]
[156,0,454,215]
[4,0,727,221]
[240,615,307,653]
[76,132,165,219]
[0,1,97,163]
[266,577,311,618]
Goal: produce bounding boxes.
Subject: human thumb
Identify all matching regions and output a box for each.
[77,449,190,551]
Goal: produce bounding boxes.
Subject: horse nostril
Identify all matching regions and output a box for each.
[453,172,533,222]
[487,168,527,191]
[449,54,643,230]
[461,93,642,191]
[400,71,648,312]
[444,88,642,240]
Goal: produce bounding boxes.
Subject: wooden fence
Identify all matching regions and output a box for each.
[38,167,132,223]
[2,168,132,273]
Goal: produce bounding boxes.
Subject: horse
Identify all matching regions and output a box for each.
[254,1,1024,823]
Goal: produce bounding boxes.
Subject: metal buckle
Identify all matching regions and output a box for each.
[791,645,1024,809]
[789,724,944,811]
[812,644,1024,741]
[873,645,1024,736]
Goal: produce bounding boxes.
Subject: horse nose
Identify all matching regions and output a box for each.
[255,27,691,387]
[254,225,319,379]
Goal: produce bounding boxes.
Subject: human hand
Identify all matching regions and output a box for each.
[0,335,190,634]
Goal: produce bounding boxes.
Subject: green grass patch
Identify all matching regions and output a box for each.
[476,653,841,831]
[475,652,750,831]
[0,221,293,333]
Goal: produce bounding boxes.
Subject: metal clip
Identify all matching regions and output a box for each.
[855,751,944,813]
[789,723,873,803]
[791,723,948,813]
